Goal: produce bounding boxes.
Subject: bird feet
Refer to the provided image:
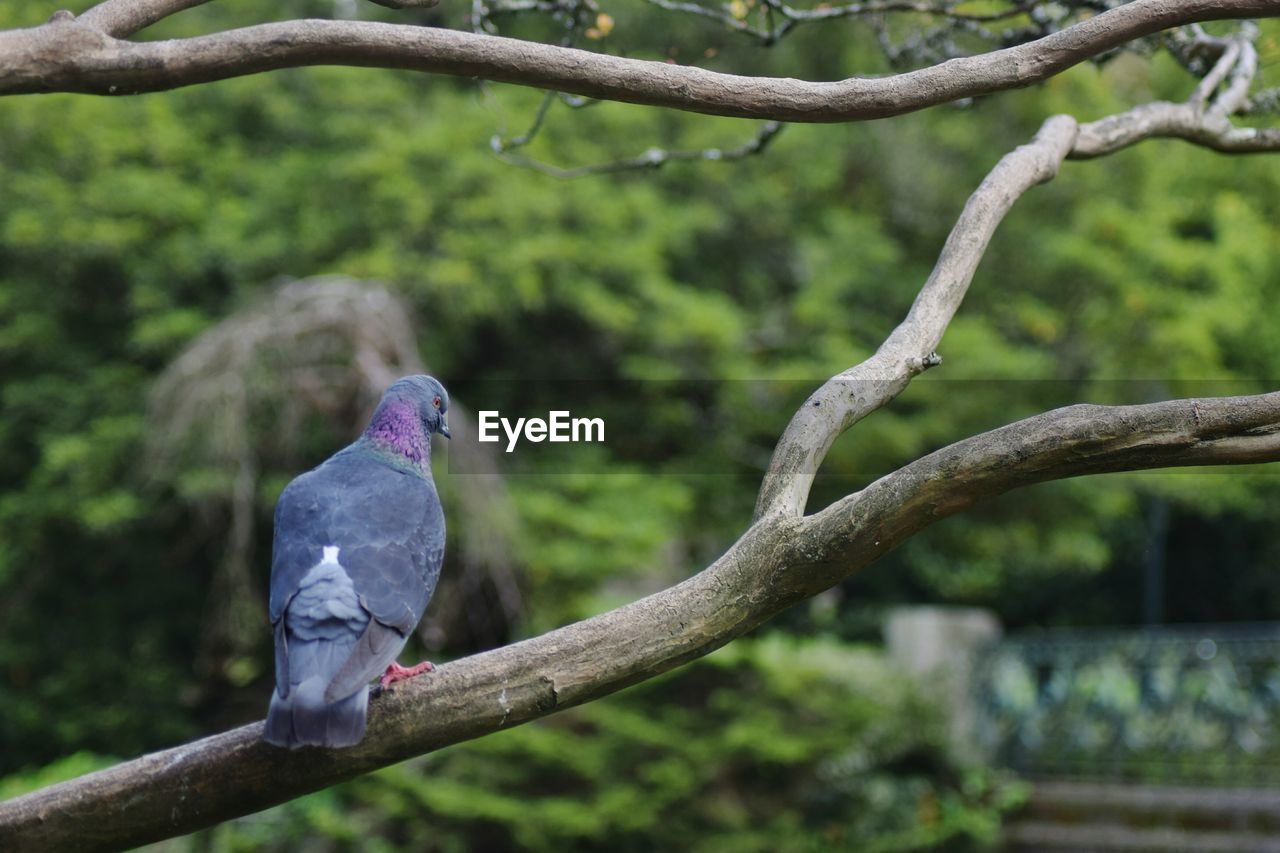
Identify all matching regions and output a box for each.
[379,660,435,691]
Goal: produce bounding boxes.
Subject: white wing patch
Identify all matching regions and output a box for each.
[289,548,364,635]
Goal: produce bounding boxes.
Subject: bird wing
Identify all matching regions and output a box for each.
[323,619,407,702]
[270,451,445,701]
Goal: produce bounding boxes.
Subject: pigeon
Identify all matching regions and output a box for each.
[263,375,450,748]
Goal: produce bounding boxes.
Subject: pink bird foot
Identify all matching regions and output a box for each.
[379,660,435,691]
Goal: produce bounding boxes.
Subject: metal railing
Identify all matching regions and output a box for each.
[971,624,1280,785]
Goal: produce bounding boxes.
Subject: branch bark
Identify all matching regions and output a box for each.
[2,390,1276,851]
[794,393,1280,596]
[1071,99,1280,156]
[0,0,1275,116]
[754,114,1079,521]
[1073,36,1280,157]
[757,37,1277,519]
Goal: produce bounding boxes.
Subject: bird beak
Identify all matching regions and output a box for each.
[439,416,451,439]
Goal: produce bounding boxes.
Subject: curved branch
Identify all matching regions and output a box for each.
[1071,99,1280,157]
[754,113,1079,520]
[758,33,1278,520]
[1074,30,1280,156]
[0,515,793,852]
[0,0,1275,116]
[1189,38,1241,107]
[3,389,1276,849]
[1207,29,1258,119]
[4,101,1279,850]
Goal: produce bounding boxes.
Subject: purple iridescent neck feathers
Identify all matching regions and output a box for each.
[364,400,431,468]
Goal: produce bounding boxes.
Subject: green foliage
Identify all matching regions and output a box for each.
[512,457,694,628]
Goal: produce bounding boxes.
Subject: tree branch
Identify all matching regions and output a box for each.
[1071,99,1280,156]
[0,0,1275,116]
[1206,27,1258,121]
[758,33,1278,519]
[5,85,1280,847]
[1188,38,1241,108]
[77,0,212,38]
[754,113,1079,520]
[788,393,1280,596]
[3,388,1276,850]
[1073,36,1278,156]
[0,511,794,852]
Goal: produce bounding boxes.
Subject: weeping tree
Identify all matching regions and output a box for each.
[2,0,1279,848]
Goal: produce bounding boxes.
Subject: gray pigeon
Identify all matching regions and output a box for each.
[263,375,450,748]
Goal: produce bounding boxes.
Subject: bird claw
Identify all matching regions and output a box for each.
[378,660,435,691]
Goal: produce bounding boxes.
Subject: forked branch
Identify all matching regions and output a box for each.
[3,387,1276,850]
[758,36,1279,519]
[1074,33,1279,156]
[754,114,1079,520]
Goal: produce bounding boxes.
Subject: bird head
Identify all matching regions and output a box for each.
[384,374,451,439]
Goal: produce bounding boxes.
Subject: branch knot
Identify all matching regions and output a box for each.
[907,351,943,374]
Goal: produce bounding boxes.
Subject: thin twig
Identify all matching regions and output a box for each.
[493,120,784,178]
[1189,39,1240,106]
[642,0,1036,45]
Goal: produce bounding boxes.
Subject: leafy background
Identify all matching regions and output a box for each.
[1,3,1278,849]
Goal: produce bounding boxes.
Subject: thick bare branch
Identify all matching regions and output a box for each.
[0,513,792,852]
[4,99,1278,848]
[794,393,1280,595]
[3,388,1276,850]
[1,0,1276,116]
[78,0,212,38]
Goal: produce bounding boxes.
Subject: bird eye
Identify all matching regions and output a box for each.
[433,396,442,409]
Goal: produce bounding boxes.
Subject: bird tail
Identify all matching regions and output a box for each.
[264,676,368,748]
